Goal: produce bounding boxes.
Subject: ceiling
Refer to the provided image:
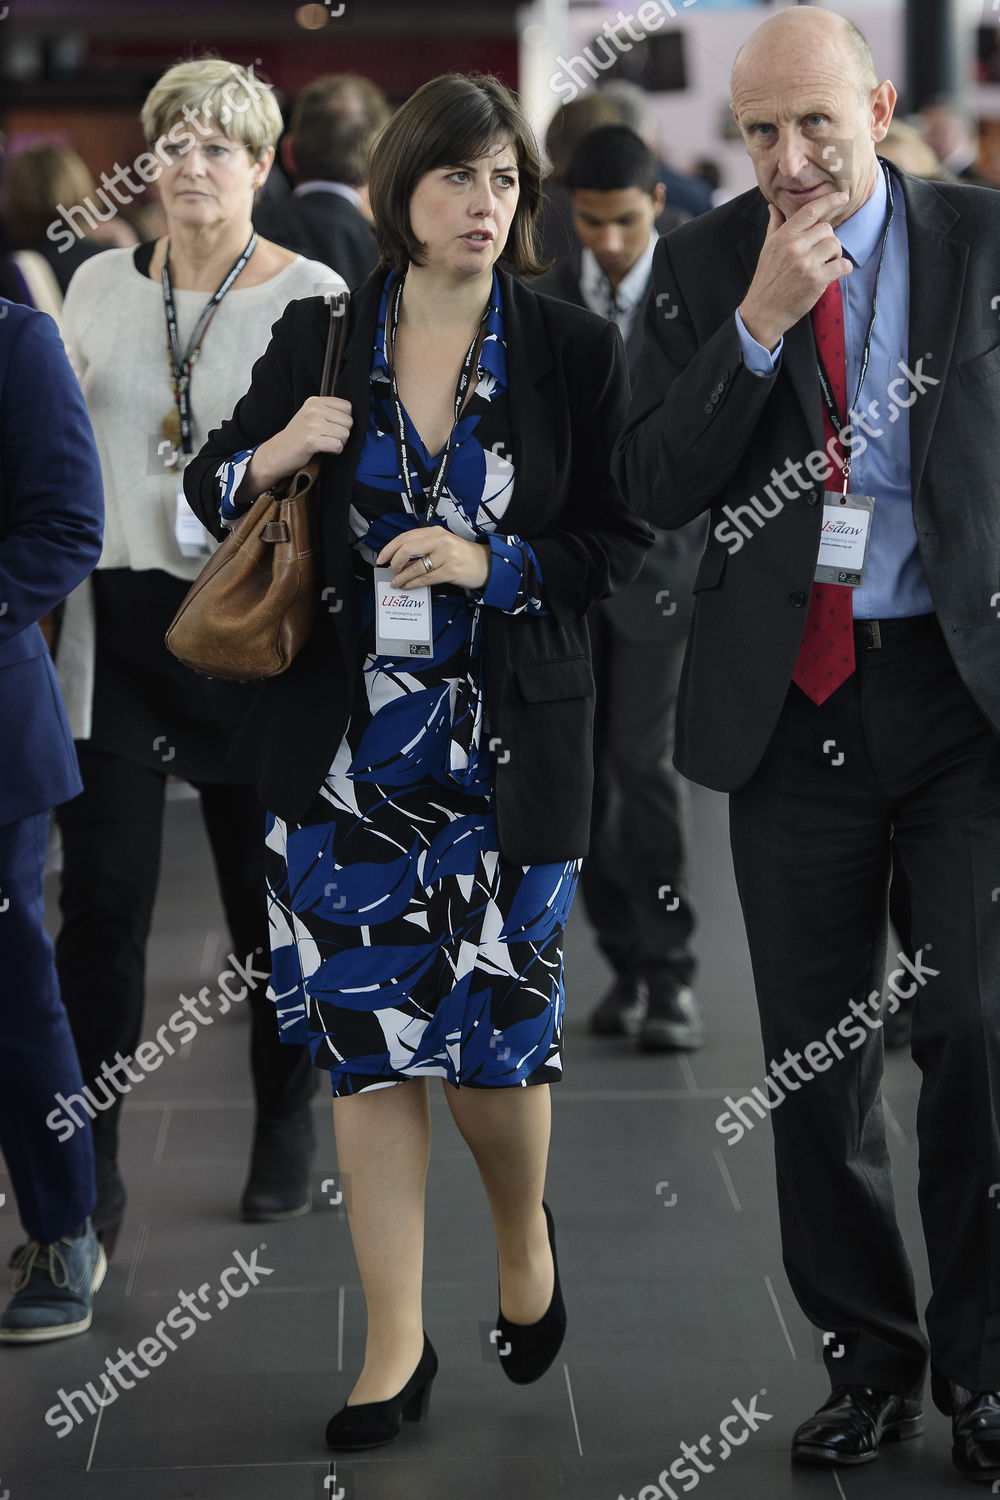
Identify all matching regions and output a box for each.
[3,0,524,35]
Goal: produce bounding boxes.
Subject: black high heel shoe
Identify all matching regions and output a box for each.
[495,1201,566,1384]
[325,1333,438,1450]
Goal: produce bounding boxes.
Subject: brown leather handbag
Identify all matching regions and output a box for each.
[165,290,349,681]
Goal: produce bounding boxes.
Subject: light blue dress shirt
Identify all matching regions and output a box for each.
[735,166,934,620]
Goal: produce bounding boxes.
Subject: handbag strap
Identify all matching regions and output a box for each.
[319,290,350,397]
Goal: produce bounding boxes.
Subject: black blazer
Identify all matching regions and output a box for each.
[616,167,1000,792]
[185,266,652,863]
[536,250,706,646]
[253,189,379,291]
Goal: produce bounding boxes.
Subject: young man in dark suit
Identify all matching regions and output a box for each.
[536,126,705,1052]
[0,299,106,1340]
[618,6,1000,1482]
[254,74,389,289]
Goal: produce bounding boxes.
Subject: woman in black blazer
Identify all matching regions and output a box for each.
[186,73,650,1450]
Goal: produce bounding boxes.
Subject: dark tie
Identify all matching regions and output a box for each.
[791,279,856,706]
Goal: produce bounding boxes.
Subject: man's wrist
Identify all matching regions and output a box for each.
[738,300,783,354]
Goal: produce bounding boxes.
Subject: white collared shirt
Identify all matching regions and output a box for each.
[579,231,658,341]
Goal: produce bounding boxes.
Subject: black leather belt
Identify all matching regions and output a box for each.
[853,614,937,650]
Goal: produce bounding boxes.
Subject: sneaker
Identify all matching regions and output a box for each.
[588,977,647,1037]
[639,977,704,1051]
[0,1219,106,1342]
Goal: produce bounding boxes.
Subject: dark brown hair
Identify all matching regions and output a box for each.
[290,74,390,186]
[1,144,96,247]
[368,73,546,278]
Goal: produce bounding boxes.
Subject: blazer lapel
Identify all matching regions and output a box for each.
[496,269,557,535]
[896,171,966,503]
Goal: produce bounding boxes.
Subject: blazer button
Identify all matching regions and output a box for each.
[704,402,715,414]
[715,382,726,395]
[790,591,808,607]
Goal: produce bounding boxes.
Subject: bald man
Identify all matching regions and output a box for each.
[617,6,1000,1484]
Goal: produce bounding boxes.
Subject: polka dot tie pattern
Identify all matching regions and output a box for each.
[791,278,856,706]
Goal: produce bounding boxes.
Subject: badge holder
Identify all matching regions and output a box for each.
[175,469,213,559]
[814,464,875,588]
[373,565,433,658]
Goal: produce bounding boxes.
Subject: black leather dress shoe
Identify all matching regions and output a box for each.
[932,1375,1000,1482]
[638,977,704,1052]
[588,978,646,1037]
[240,1107,314,1221]
[792,1385,923,1465]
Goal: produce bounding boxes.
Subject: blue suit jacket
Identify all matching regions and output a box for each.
[0,300,104,826]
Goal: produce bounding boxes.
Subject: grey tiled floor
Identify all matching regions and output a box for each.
[0,782,960,1498]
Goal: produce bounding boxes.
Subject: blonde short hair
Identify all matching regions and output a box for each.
[140,58,283,161]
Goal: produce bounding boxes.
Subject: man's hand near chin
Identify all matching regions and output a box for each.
[739,190,853,351]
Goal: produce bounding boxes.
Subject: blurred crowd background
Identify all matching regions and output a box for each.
[1,0,998,301]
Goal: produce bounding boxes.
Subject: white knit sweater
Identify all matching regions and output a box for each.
[57,246,346,736]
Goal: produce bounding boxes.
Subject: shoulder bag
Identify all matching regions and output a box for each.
[165,289,349,680]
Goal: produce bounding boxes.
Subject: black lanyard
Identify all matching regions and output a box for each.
[387,274,492,520]
[162,231,258,455]
[816,163,895,476]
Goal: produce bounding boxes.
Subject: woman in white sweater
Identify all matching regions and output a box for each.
[54,59,346,1254]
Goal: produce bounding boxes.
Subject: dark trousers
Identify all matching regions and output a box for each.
[54,747,313,1165]
[580,617,695,982]
[0,812,95,1243]
[729,619,1000,1396]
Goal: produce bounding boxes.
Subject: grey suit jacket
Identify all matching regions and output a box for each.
[615,166,1000,792]
[535,252,706,645]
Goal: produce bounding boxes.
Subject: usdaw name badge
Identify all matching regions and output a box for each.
[373,565,433,657]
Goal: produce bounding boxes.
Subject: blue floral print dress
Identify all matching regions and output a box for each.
[262,271,580,1096]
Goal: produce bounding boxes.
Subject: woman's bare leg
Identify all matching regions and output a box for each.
[442,1081,554,1324]
[332,1078,430,1404]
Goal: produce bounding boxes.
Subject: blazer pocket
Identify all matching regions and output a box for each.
[692,546,727,592]
[957,344,1000,388]
[514,656,595,702]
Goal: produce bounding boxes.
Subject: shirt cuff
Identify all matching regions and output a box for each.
[735,311,782,374]
[218,447,258,528]
[478,534,545,614]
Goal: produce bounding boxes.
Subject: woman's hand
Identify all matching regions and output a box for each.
[239,396,354,500]
[377,526,491,591]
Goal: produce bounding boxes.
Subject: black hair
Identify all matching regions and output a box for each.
[565,125,660,197]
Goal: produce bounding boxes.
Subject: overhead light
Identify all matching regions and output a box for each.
[295,4,329,29]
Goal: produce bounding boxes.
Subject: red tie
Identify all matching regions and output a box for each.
[791,279,856,706]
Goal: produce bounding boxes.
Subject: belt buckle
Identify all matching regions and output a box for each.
[857,619,882,650]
